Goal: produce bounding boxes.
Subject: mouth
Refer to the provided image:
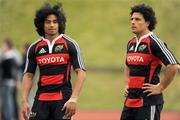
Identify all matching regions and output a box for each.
[48,29,56,31]
[131,26,136,29]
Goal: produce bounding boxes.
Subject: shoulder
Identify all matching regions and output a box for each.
[62,34,79,46]
[149,33,166,45]
[127,37,136,47]
[30,39,42,49]
[27,39,42,54]
[129,37,136,43]
[62,34,81,52]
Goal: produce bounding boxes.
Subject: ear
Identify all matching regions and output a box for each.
[146,21,150,27]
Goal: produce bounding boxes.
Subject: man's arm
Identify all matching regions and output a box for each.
[62,68,86,117]
[143,37,180,96]
[70,68,86,100]
[21,73,34,120]
[143,64,180,96]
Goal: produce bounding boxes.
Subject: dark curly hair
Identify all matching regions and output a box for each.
[130,4,157,31]
[34,3,66,36]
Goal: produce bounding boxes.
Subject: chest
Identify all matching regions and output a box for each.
[127,42,152,65]
[35,42,70,66]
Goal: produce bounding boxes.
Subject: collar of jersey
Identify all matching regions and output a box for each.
[41,34,63,42]
[134,32,153,52]
[135,32,153,43]
[41,34,63,53]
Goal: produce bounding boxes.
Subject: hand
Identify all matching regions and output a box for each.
[123,86,129,97]
[21,101,30,120]
[62,97,77,117]
[142,83,164,96]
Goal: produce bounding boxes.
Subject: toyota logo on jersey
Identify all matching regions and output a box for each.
[36,54,69,66]
[127,53,151,65]
[127,55,144,62]
[38,56,65,64]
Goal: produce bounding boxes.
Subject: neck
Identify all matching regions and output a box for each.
[45,34,59,42]
[136,29,150,40]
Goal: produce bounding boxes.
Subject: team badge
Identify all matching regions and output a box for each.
[55,44,64,52]
[138,44,147,51]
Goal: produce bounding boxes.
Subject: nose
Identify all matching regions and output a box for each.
[131,19,135,24]
[50,22,55,27]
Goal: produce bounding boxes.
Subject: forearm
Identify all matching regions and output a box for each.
[160,64,180,91]
[71,69,86,100]
[21,73,34,103]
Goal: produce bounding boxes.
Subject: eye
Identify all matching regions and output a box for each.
[135,18,141,21]
[45,20,51,24]
[53,20,58,24]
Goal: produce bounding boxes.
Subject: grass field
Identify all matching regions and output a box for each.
[77,71,180,111]
[0,0,180,67]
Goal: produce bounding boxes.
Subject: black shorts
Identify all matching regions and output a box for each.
[29,99,71,120]
[120,104,163,120]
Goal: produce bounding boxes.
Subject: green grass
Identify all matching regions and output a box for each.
[0,0,180,67]
[77,71,124,110]
[163,75,180,111]
[77,72,180,111]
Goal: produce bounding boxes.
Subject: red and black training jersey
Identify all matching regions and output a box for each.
[24,34,86,101]
[125,32,179,107]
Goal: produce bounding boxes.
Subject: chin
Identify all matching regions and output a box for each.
[132,31,137,34]
[48,32,57,35]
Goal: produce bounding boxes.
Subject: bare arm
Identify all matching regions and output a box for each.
[143,64,180,96]
[21,73,34,120]
[160,64,180,90]
[71,68,86,100]
[62,68,86,117]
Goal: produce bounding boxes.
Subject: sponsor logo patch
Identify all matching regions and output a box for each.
[127,55,144,62]
[38,56,65,64]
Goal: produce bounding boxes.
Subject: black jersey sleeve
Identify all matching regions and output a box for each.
[150,35,179,65]
[125,41,131,65]
[65,37,86,71]
[23,43,37,74]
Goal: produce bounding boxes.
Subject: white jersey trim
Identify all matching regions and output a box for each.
[41,34,63,53]
[62,34,85,70]
[24,39,41,73]
[150,34,177,64]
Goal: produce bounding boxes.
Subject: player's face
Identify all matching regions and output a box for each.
[44,14,59,37]
[131,12,149,36]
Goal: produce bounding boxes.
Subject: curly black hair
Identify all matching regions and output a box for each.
[34,3,66,36]
[130,4,157,31]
